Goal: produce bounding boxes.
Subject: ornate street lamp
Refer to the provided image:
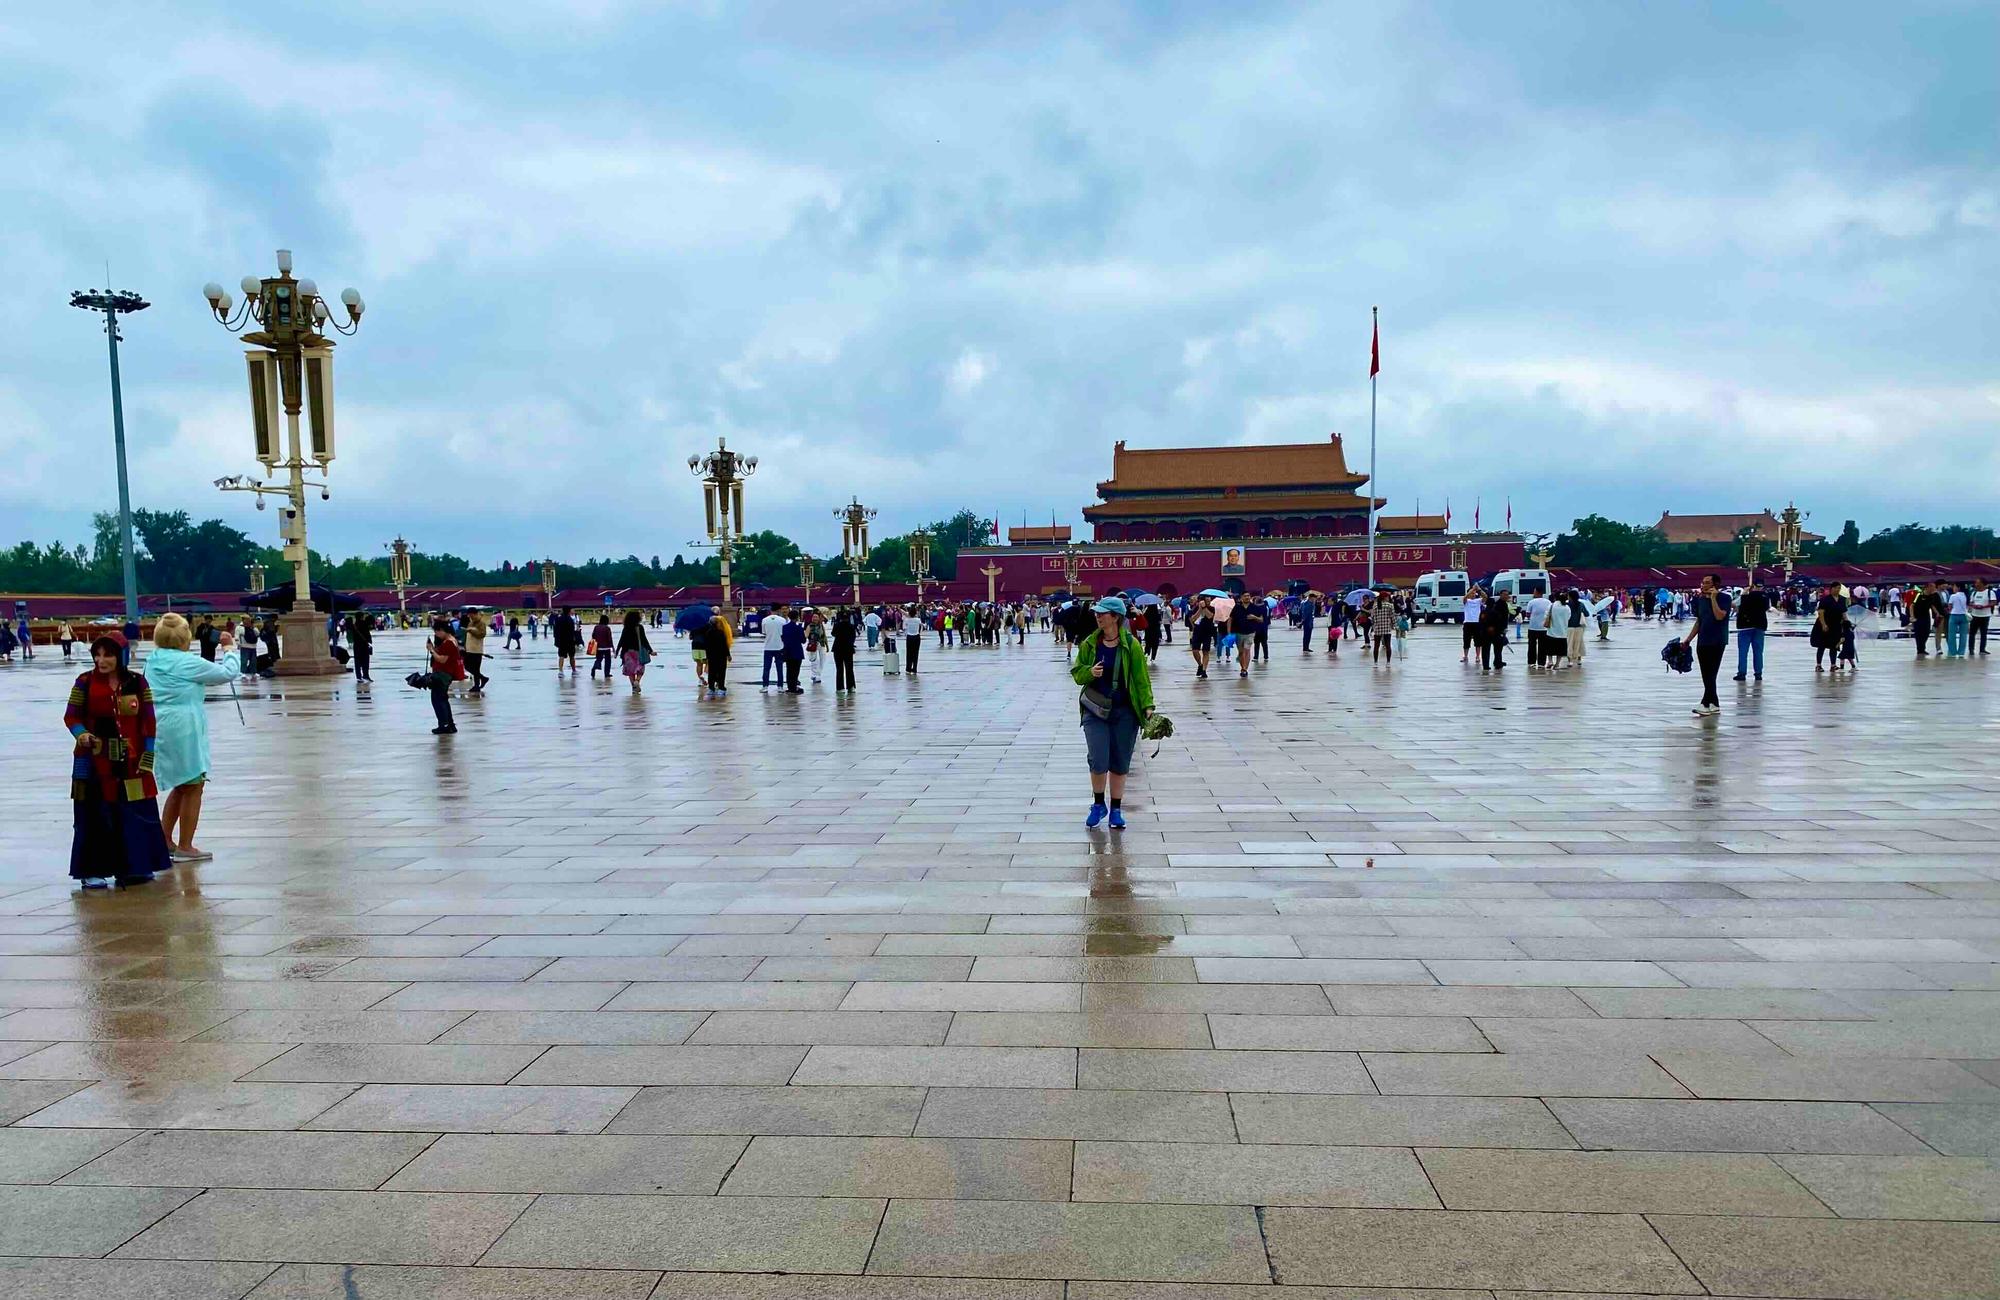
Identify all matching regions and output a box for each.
[386,537,412,618]
[1776,502,1808,586]
[1448,534,1469,573]
[836,498,878,606]
[1741,534,1763,590]
[687,437,757,608]
[69,288,149,642]
[1059,541,1084,593]
[245,561,267,594]
[203,249,364,675]
[908,529,933,605]
[796,556,816,609]
[539,558,557,610]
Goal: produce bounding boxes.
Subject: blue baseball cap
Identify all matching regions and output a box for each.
[1091,596,1128,616]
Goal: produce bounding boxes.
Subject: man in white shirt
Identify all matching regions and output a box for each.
[759,607,789,687]
[1460,590,1484,663]
[863,609,881,649]
[1524,592,1554,667]
[1970,579,1993,656]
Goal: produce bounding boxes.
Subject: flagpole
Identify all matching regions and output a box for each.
[1367,306,1378,589]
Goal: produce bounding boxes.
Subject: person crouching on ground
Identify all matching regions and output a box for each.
[1071,596,1154,830]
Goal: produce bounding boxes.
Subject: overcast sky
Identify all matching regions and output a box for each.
[5,1,1994,565]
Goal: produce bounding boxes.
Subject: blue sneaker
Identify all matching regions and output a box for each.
[1108,807,1126,830]
[1085,803,1107,828]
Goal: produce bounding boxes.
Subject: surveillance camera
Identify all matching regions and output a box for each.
[320,488,329,500]
[256,497,266,511]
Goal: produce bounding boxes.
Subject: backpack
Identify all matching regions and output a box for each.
[1660,638,1693,673]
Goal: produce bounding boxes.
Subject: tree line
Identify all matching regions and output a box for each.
[0,508,999,596]
[1552,514,2000,570]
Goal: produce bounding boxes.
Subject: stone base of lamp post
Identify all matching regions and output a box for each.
[273,608,344,677]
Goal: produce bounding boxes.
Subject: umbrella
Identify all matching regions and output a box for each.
[1199,588,1230,597]
[1210,596,1235,624]
[674,604,714,633]
[240,581,362,613]
[1345,589,1368,607]
[1132,594,1163,607]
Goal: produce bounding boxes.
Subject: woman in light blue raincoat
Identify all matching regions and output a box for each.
[145,613,240,861]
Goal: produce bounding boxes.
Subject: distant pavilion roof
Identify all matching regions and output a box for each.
[1653,510,1824,545]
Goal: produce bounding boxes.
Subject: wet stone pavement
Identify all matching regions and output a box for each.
[1,621,1997,1299]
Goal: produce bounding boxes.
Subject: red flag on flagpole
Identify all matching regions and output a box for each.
[1445,499,1452,530]
[1474,498,1481,530]
[1369,315,1380,378]
[1506,498,1512,531]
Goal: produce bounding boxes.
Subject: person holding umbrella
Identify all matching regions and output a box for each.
[1070,596,1153,829]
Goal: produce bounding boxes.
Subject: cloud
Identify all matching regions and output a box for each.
[0,0,1994,564]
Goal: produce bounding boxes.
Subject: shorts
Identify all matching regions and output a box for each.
[692,648,707,662]
[1081,707,1141,775]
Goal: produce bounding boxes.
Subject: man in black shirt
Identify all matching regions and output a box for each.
[1732,585,1769,681]
[1681,574,1732,715]
[1911,582,1941,659]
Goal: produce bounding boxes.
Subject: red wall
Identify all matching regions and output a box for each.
[949,538,1530,596]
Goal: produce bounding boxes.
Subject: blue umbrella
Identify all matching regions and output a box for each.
[1199,588,1230,597]
[674,604,714,632]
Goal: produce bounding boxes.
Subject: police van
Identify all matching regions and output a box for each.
[1485,568,1552,605]
[1412,570,1469,623]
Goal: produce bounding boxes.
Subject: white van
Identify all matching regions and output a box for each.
[1413,571,1469,622]
[1487,569,1552,605]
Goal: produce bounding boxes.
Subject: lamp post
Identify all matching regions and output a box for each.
[1776,502,1807,587]
[539,558,557,612]
[1059,541,1084,593]
[836,498,878,606]
[1741,535,1762,590]
[908,530,933,606]
[246,561,266,594]
[69,288,149,642]
[687,437,757,608]
[796,557,816,609]
[1448,534,1469,573]
[202,249,364,675]
[387,537,411,618]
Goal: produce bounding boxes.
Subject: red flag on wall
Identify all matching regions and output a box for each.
[1369,313,1380,379]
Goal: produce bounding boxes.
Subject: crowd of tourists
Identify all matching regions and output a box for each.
[46,569,1997,882]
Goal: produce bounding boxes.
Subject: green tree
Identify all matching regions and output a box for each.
[1552,515,1668,568]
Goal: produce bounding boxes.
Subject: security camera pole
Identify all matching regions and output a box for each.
[203,249,364,676]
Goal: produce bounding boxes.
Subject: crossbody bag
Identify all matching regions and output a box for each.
[1080,641,1123,720]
